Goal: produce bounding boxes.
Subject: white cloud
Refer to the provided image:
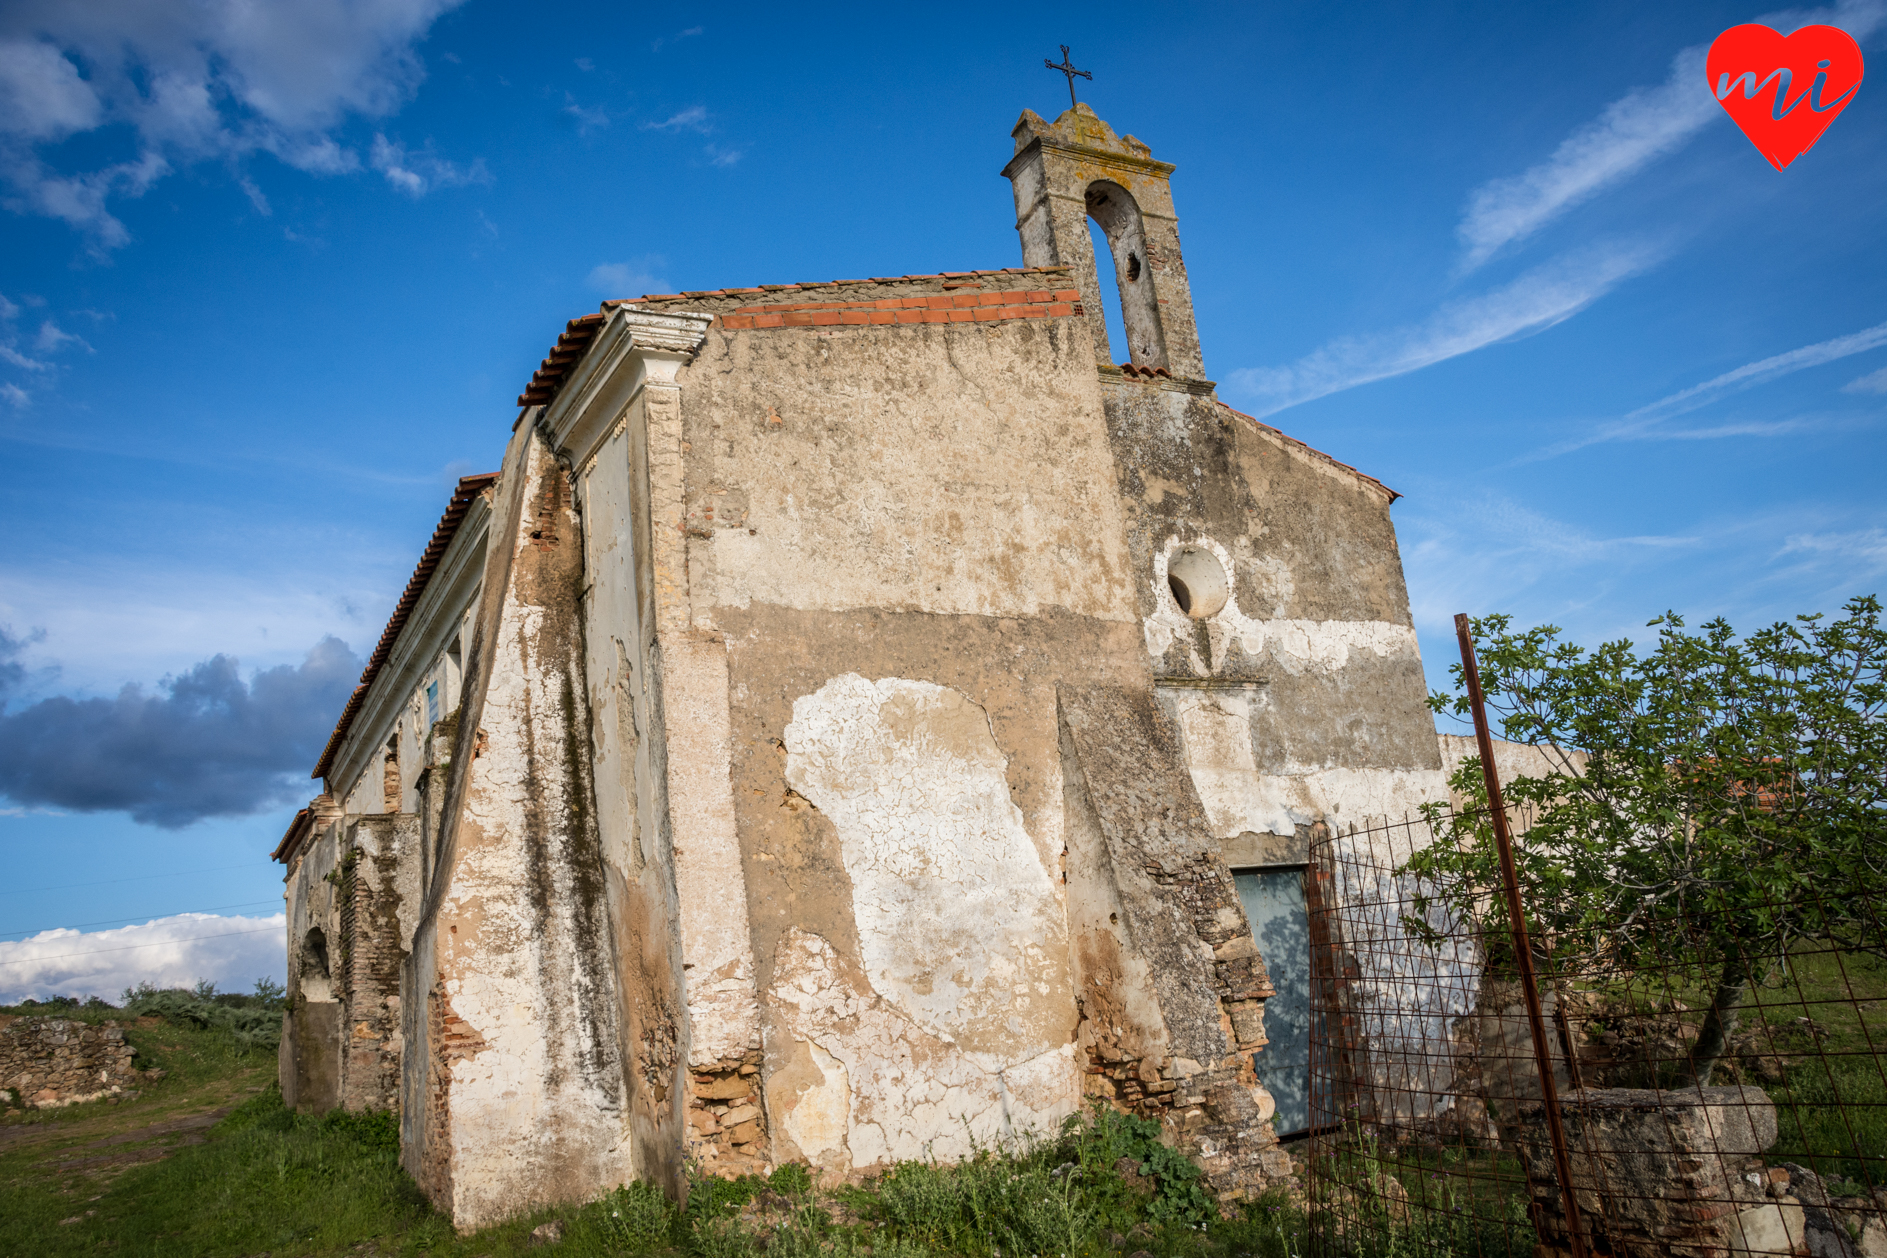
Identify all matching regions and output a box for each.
[369,133,488,198]
[1225,241,1662,418]
[574,56,594,72]
[642,105,710,133]
[1401,493,1698,635]
[1523,319,1887,460]
[0,294,98,402]
[704,144,743,167]
[1628,320,1887,423]
[1456,0,1887,270]
[237,175,270,216]
[33,320,88,354]
[1628,414,1859,441]
[652,26,703,53]
[0,344,45,372]
[563,93,609,135]
[0,912,284,1005]
[0,39,102,141]
[587,256,671,296]
[0,0,472,249]
[1843,364,1887,394]
[1779,527,1887,568]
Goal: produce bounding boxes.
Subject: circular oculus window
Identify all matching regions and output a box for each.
[1167,547,1229,619]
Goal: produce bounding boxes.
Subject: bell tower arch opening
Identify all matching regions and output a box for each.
[1002,102,1207,380]
[1086,180,1168,371]
[1085,217,1130,363]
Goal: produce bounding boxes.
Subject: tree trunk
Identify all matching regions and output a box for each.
[1685,953,1749,1087]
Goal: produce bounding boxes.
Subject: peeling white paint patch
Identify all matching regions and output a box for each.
[784,674,1071,1069]
[1170,689,1447,839]
[1143,534,1416,676]
[1232,619,1415,674]
[1325,835,1481,1121]
[767,929,1078,1169]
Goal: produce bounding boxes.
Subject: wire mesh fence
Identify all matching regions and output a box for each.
[1303,808,1887,1258]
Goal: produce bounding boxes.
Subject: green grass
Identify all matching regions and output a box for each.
[6,953,1871,1258]
[0,1007,1314,1258]
[1731,949,1887,1190]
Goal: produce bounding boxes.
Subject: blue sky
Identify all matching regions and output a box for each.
[1,0,1883,999]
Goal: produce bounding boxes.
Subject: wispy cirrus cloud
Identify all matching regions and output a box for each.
[1456,0,1887,271]
[1843,364,1887,394]
[652,26,703,53]
[0,291,93,406]
[1779,526,1887,572]
[641,105,711,134]
[563,93,610,135]
[1399,491,1699,637]
[1224,240,1662,418]
[1626,319,1887,423]
[1523,318,1887,460]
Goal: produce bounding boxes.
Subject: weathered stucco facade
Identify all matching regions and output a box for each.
[276,103,1449,1230]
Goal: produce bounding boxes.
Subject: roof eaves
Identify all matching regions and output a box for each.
[1218,402,1400,502]
[271,807,313,868]
[311,472,499,783]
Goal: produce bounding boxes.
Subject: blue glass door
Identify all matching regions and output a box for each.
[1233,868,1311,1136]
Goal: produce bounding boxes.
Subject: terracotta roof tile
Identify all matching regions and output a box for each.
[1218,403,1399,501]
[311,472,499,783]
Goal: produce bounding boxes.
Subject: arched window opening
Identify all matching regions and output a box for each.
[301,927,334,1003]
[1085,181,1170,372]
[1085,218,1130,364]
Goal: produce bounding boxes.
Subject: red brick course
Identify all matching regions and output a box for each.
[718,289,1083,332]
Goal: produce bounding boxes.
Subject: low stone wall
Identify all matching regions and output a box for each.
[0,1016,145,1108]
[1517,1085,1797,1257]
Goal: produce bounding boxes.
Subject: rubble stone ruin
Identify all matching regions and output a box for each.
[274,103,1453,1231]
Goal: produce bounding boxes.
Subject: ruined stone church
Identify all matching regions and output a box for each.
[273,102,1449,1231]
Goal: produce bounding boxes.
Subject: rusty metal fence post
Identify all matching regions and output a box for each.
[1455,612,1591,1258]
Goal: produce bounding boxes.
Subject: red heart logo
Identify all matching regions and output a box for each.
[1708,23,1865,170]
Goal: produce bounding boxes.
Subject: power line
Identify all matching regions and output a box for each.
[0,862,274,898]
[0,900,283,940]
[0,925,283,966]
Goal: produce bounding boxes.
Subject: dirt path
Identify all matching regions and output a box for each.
[0,1085,262,1190]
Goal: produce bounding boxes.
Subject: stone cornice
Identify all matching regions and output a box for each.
[1001,135,1178,183]
[544,306,712,472]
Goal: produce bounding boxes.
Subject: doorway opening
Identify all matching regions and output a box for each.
[1234,866,1313,1136]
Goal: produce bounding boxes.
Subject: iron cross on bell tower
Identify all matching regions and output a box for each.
[1044,45,1091,109]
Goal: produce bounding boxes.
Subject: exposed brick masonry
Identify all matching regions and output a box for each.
[340,840,407,1111]
[718,288,1082,330]
[685,1053,769,1176]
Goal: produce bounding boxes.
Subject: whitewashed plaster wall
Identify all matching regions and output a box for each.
[421,428,629,1229]
[1146,535,1448,842]
[772,674,1081,1170]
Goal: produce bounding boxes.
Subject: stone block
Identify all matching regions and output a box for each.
[1518,1086,1785,1256]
